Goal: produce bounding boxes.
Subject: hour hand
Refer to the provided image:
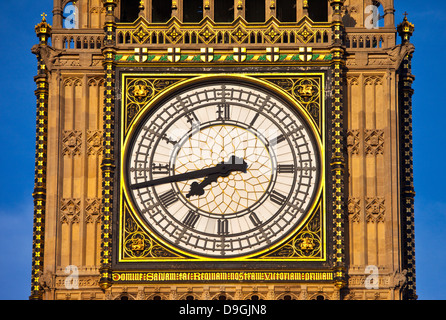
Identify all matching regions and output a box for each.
[186,174,220,198]
[186,156,248,198]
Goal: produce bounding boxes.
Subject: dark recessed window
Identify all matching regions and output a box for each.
[152,0,172,23]
[183,0,204,22]
[245,0,265,22]
[276,0,296,22]
[214,0,234,22]
[308,0,328,22]
[120,0,140,23]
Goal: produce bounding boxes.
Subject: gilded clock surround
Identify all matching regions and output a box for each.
[115,73,327,264]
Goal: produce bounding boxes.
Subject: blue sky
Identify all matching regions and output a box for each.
[0,0,444,300]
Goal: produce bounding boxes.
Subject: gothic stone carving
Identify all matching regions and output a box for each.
[60,198,81,224]
[365,130,384,155]
[62,131,82,156]
[366,197,385,223]
[31,44,64,71]
[85,198,102,223]
[87,130,103,156]
[348,197,361,223]
[347,130,360,155]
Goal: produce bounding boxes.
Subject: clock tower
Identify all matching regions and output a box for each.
[30,0,416,300]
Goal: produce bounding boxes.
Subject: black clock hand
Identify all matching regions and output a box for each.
[186,156,248,198]
[131,166,221,189]
[186,173,221,198]
[130,156,247,190]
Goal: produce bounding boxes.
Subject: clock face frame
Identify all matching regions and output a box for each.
[118,75,325,261]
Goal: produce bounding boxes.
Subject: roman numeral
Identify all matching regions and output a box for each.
[249,96,270,127]
[217,219,229,235]
[158,189,178,208]
[249,212,262,227]
[146,127,178,146]
[161,134,178,146]
[185,111,200,126]
[216,103,230,120]
[270,190,287,206]
[152,163,170,175]
[249,113,260,127]
[182,210,200,228]
[277,164,295,174]
[176,96,200,130]
[269,134,286,146]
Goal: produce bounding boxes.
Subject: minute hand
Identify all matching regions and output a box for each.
[130,161,247,190]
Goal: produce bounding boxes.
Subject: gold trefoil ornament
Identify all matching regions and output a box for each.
[132,84,149,99]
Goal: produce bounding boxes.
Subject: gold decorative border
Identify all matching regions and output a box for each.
[123,76,188,134]
[117,73,327,263]
[114,49,333,64]
[329,0,347,289]
[121,201,186,260]
[258,201,323,260]
[116,15,333,47]
[30,13,52,300]
[257,75,323,131]
[99,0,118,291]
[399,51,416,299]
[111,270,335,284]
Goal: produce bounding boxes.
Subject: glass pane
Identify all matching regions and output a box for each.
[152,0,172,23]
[308,0,328,22]
[214,0,234,23]
[184,0,204,22]
[245,0,265,22]
[277,0,296,22]
[121,0,140,23]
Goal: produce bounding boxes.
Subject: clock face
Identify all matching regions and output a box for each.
[125,81,321,258]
